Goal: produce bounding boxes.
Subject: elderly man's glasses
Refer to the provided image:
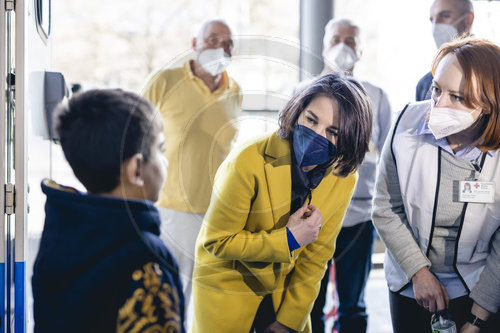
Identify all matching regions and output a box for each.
[205,34,234,51]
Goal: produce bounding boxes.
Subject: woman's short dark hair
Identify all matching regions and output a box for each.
[54,89,161,194]
[279,73,372,177]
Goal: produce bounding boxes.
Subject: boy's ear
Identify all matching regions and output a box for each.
[123,153,144,187]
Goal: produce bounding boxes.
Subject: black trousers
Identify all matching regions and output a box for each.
[389,290,500,333]
[311,222,376,333]
[250,294,277,333]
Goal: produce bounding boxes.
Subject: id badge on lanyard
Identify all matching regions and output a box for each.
[458,180,495,203]
[458,153,495,204]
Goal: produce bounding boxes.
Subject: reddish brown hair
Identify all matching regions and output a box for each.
[432,36,500,151]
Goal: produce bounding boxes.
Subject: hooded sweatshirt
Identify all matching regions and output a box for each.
[32,180,185,333]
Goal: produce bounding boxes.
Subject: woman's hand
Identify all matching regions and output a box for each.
[459,322,481,333]
[263,321,297,333]
[459,302,490,333]
[286,203,322,247]
[411,267,449,313]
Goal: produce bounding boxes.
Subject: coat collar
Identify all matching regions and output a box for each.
[184,60,230,94]
[264,131,291,162]
[263,132,293,228]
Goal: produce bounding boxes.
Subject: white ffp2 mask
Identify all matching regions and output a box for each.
[198,48,231,76]
[428,106,478,140]
[432,15,466,48]
[324,43,358,72]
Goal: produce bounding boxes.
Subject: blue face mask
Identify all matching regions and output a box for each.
[292,124,336,167]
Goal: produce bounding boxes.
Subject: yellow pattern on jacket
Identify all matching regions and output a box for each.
[193,132,357,332]
[142,61,242,213]
[116,262,182,333]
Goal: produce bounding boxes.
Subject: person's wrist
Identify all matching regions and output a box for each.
[411,266,429,282]
[467,312,486,328]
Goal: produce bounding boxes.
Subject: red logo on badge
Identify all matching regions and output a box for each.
[474,183,480,189]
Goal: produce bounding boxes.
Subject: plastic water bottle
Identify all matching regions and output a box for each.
[431,310,457,333]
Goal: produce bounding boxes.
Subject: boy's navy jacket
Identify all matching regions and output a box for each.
[32,180,185,333]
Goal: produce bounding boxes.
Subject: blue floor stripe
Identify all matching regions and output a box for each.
[15,262,25,333]
[0,262,4,333]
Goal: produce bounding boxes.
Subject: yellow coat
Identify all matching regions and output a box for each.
[192,132,357,333]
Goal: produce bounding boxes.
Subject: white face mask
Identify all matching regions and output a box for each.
[324,43,358,72]
[197,48,231,76]
[432,15,466,48]
[428,106,478,140]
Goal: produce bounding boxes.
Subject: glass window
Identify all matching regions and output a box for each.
[52,0,299,143]
[52,0,299,112]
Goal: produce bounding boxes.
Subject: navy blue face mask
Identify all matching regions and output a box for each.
[292,124,336,167]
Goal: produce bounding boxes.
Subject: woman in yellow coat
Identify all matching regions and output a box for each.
[192,73,373,333]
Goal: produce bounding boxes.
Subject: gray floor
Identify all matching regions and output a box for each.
[323,238,393,333]
[324,268,392,333]
[365,268,392,333]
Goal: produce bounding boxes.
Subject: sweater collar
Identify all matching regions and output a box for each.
[184,60,230,93]
[41,179,161,236]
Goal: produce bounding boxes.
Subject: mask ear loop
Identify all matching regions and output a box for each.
[466,108,488,155]
[468,107,481,115]
[453,14,468,28]
[469,107,485,126]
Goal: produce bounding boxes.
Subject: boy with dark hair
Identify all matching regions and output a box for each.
[32,89,185,333]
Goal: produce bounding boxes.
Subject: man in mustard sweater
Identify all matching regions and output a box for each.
[142,19,242,332]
